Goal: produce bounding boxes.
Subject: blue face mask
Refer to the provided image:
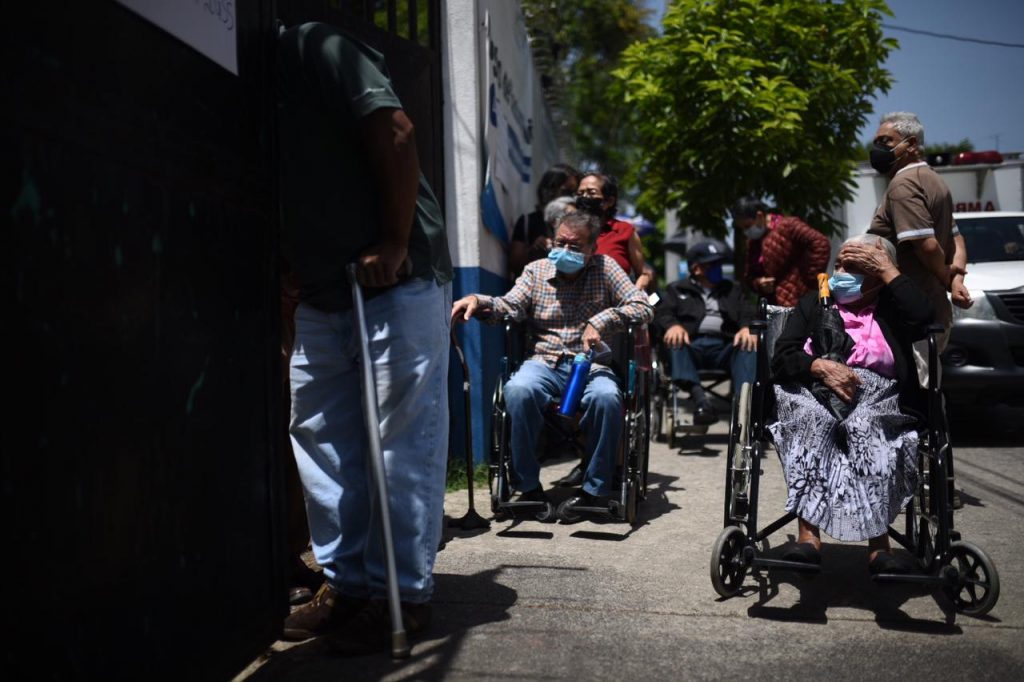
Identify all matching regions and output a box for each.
[829,272,864,304]
[548,247,586,274]
[703,262,724,285]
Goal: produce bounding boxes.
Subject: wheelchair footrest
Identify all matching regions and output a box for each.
[566,504,615,517]
[754,557,822,573]
[871,572,947,586]
[498,501,547,510]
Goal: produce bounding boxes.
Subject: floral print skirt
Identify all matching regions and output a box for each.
[768,367,919,542]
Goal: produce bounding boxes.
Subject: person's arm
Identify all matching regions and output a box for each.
[950,232,973,308]
[910,236,953,290]
[482,267,535,323]
[586,263,654,340]
[627,229,651,291]
[356,107,420,287]
[732,289,758,352]
[786,217,831,283]
[653,288,689,347]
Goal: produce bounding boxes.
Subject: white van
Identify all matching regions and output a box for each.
[943,211,1024,405]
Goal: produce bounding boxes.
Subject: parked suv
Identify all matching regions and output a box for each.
[943,212,1024,405]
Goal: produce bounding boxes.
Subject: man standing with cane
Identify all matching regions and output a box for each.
[276,22,453,655]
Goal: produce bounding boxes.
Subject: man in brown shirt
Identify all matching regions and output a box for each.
[855,111,972,386]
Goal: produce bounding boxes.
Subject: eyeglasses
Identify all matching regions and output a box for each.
[553,240,586,253]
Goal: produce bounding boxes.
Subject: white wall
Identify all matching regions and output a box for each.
[441,0,483,271]
[443,0,561,280]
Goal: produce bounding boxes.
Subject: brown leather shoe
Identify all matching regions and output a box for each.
[281,583,367,641]
[327,599,431,656]
[288,555,325,606]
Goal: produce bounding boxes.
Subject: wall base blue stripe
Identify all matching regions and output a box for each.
[449,266,509,466]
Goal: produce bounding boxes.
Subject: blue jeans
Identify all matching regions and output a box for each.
[289,278,451,604]
[670,335,756,389]
[503,359,621,497]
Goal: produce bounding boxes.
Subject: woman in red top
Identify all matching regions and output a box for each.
[576,172,651,292]
[730,197,832,307]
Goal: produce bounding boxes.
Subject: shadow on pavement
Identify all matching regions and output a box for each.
[745,542,966,633]
[565,470,684,541]
[243,569,517,681]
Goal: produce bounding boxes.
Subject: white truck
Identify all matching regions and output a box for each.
[838,156,1024,405]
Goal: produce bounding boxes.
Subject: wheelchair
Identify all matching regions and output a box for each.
[489,316,652,525]
[650,345,734,449]
[710,300,1000,618]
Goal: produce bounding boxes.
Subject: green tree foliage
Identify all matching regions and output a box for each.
[614,0,898,235]
[522,0,655,172]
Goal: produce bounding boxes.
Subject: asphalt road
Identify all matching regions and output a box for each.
[236,404,1024,681]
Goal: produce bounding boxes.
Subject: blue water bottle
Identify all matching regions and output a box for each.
[558,351,593,417]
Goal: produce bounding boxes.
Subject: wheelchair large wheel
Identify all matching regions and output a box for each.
[650,395,663,443]
[942,541,1000,617]
[726,383,752,522]
[489,386,511,517]
[710,526,748,598]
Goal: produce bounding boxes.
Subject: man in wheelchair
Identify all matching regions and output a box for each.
[654,239,758,424]
[451,211,654,514]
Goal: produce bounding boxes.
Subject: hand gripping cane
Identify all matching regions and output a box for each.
[346,264,410,659]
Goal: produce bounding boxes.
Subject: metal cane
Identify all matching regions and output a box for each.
[346,263,410,659]
[448,329,491,531]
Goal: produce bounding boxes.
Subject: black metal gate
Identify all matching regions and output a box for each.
[4,1,283,679]
[4,0,445,679]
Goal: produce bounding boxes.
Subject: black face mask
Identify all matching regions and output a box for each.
[869,138,909,175]
[575,195,604,214]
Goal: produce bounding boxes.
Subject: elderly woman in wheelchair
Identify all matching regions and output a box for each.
[713,233,1000,617]
[451,211,654,522]
[769,233,933,573]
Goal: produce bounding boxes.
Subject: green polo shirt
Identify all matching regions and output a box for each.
[277,22,452,311]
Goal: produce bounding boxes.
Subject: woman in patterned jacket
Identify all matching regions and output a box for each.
[769,233,934,574]
[731,197,832,307]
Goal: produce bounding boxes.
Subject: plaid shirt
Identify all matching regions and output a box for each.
[478,255,653,367]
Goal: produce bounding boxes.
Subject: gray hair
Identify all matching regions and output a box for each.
[544,195,576,228]
[880,111,925,147]
[558,210,602,245]
[844,233,897,265]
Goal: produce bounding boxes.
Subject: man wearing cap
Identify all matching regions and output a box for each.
[654,239,757,424]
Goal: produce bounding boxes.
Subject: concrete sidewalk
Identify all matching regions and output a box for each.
[237,412,1024,681]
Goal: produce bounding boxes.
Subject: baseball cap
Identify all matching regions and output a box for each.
[686,239,730,264]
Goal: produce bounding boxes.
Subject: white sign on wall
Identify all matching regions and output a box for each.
[117,0,238,75]
[479,0,536,242]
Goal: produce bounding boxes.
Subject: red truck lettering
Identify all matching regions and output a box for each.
[954,201,997,211]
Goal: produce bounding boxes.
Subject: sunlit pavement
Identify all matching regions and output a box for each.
[237,404,1024,681]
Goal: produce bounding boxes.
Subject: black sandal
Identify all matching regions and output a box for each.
[869,551,912,575]
[782,542,822,565]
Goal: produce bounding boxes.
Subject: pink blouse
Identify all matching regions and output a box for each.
[803,302,896,378]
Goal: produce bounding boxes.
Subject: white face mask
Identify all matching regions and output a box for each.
[744,226,766,240]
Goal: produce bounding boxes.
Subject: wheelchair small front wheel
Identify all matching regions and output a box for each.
[943,541,1000,617]
[710,526,748,598]
[625,480,639,525]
